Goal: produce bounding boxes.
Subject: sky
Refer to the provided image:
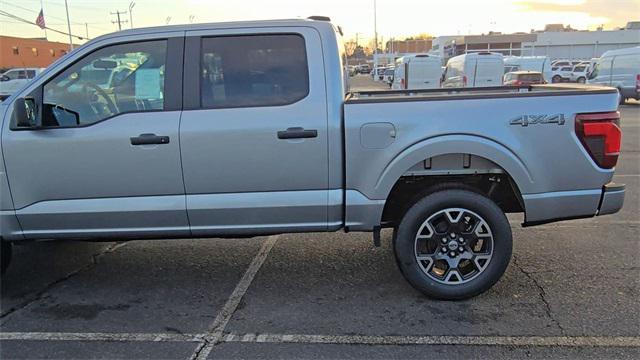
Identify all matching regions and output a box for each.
[1,0,639,45]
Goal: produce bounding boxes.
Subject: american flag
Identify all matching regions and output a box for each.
[35,9,46,29]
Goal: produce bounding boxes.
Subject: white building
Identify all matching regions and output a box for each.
[526,29,640,59]
[431,27,640,61]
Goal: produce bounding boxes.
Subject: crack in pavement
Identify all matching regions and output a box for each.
[512,254,565,335]
[0,242,127,324]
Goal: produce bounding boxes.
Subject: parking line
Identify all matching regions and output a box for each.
[509,220,640,227]
[0,332,203,342]
[189,235,280,360]
[223,332,640,348]
[3,331,638,349]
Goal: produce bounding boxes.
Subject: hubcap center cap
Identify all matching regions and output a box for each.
[447,241,459,251]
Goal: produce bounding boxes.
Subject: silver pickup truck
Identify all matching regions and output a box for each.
[0,18,625,299]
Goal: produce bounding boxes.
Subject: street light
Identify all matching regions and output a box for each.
[129,1,135,28]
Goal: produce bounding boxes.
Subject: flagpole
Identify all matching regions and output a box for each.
[64,0,73,50]
[40,0,48,40]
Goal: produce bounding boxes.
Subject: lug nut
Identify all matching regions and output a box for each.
[459,247,464,252]
[441,247,447,253]
[458,238,464,244]
[450,233,456,238]
[449,251,456,257]
[441,238,447,244]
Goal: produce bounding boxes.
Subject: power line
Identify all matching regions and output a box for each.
[0,1,112,34]
[110,10,128,31]
[0,9,89,41]
[0,1,84,25]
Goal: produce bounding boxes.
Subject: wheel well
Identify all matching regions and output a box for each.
[381,154,524,227]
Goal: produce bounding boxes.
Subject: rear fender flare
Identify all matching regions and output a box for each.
[374,134,534,200]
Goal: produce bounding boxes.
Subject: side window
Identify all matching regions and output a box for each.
[26,70,36,79]
[200,34,309,108]
[3,71,19,80]
[42,40,167,127]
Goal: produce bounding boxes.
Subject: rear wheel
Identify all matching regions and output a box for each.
[618,89,626,105]
[394,189,512,300]
[577,77,586,84]
[552,75,561,83]
[1,240,12,275]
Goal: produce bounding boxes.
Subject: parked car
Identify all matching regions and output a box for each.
[588,46,640,104]
[392,54,442,90]
[0,68,44,101]
[358,64,371,74]
[504,56,552,83]
[551,60,582,71]
[0,18,625,300]
[503,71,546,86]
[442,52,504,88]
[551,65,574,83]
[570,64,590,83]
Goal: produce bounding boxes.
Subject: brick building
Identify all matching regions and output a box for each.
[385,39,432,54]
[0,36,74,69]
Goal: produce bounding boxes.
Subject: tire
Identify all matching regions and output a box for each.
[618,89,626,105]
[577,77,586,84]
[1,240,12,275]
[552,75,561,83]
[394,189,512,300]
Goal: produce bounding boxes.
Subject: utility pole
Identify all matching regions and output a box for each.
[373,0,378,69]
[110,10,128,31]
[85,22,89,39]
[129,2,135,28]
[64,0,73,50]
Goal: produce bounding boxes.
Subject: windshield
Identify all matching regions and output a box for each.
[588,63,598,79]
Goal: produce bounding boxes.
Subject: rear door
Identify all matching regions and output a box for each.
[474,57,502,87]
[180,27,330,236]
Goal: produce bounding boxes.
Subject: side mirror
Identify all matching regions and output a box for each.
[0,75,9,82]
[14,98,37,128]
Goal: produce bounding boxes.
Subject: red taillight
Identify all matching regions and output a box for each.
[463,75,467,87]
[575,111,621,169]
[401,78,406,89]
[636,74,639,92]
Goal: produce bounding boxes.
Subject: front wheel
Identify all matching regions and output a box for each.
[577,77,586,84]
[394,189,512,300]
[552,75,561,83]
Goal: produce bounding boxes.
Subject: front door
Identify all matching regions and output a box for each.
[180,28,330,235]
[2,36,189,239]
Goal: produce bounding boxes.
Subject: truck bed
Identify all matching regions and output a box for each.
[346,84,617,103]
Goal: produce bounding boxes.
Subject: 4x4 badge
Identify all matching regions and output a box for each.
[510,114,566,127]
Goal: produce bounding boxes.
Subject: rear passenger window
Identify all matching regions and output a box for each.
[200,34,309,108]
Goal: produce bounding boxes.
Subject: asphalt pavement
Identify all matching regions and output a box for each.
[1,76,638,359]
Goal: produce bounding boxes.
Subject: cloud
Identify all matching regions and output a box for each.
[514,0,640,28]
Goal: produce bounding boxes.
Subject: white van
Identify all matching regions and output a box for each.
[442,52,504,88]
[504,56,552,82]
[587,46,640,103]
[0,68,45,101]
[392,54,442,90]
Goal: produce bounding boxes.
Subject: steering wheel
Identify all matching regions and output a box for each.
[82,83,118,115]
